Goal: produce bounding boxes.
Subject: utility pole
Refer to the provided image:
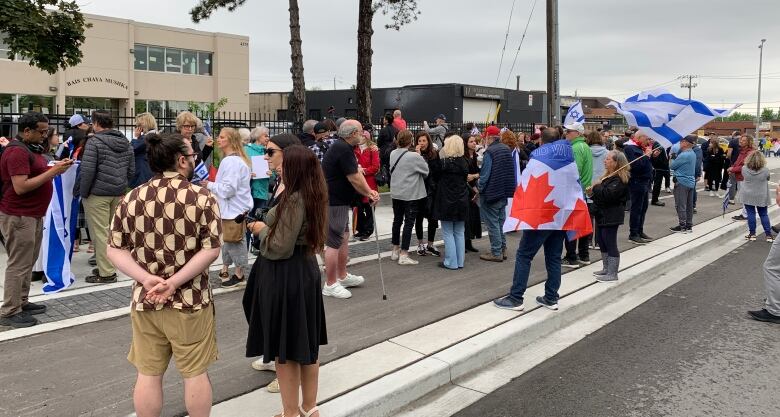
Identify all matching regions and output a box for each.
[546,0,560,126]
[756,39,766,137]
[679,74,698,100]
[334,76,337,90]
[516,75,521,91]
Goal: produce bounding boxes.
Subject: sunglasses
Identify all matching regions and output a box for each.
[266,148,282,157]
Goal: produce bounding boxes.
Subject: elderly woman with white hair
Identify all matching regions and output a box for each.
[433,135,470,269]
[244,125,271,252]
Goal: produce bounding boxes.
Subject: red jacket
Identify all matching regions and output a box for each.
[729,148,753,181]
[355,146,380,202]
[392,117,407,131]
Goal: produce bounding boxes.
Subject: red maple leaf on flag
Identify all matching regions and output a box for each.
[510,172,559,229]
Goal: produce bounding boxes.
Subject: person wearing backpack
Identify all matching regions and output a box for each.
[423,114,449,150]
[0,112,73,328]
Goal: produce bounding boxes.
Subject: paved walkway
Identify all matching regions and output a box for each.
[0,185,755,417]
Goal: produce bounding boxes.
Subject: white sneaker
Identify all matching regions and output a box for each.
[716,193,724,198]
[322,281,352,299]
[664,187,672,193]
[251,358,276,371]
[398,255,419,265]
[340,272,365,288]
[709,191,715,197]
[391,248,400,261]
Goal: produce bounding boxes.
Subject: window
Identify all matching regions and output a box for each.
[148,47,164,72]
[134,45,147,70]
[134,100,147,114]
[276,109,289,121]
[198,52,212,75]
[0,33,26,61]
[166,48,181,73]
[182,50,198,74]
[308,109,321,120]
[344,109,357,119]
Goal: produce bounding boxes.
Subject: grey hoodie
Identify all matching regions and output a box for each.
[79,129,135,198]
[739,166,771,207]
[590,145,608,181]
[426,122,449,149]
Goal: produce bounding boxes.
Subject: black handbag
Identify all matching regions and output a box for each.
[375,165,390,187]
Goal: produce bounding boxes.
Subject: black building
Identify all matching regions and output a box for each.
[299,83,547,124]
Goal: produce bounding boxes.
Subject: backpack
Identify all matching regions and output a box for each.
[0,140,36,205]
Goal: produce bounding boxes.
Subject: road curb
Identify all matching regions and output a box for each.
[316,214,757,417]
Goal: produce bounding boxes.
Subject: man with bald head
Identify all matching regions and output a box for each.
[623,129,655,244]
[321,119,380,299]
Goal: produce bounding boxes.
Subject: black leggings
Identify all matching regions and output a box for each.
[392,199,418,251]
[415,197,437,242]
[596,225,619,257]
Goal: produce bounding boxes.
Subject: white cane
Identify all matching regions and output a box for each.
[371,205,388,300]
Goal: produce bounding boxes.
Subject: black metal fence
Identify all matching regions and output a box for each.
[0,108,543,139]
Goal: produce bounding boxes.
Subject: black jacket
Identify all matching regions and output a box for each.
[650,142,669,171]
[377,125,398,166]
[704,146,725,172]
[433,157,469,222]
[78,129,134,198]
[590,175,629,227]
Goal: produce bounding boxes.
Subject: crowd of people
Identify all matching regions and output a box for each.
[4,107,780,417]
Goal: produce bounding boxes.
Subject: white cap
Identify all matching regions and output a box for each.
[563,122,585,134]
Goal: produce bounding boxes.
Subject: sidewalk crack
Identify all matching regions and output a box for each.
[451,382,488,395]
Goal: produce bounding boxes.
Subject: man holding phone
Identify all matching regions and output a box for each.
[0,112,72,328]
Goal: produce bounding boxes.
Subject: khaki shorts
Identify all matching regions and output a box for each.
[128,303,218,378]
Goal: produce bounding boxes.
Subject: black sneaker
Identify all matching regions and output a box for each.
[748,309,780,324]
[651,201,665,207]
[0,311,38,328]
[629,235,648,245]
[639,233,654,241]
[493,295,524,311]
[670,225,685,233]
[536,296,559,311]
[85,273,117,284]
[577,257,591,266]
[426,244,441,257]
[561,258,580,268]
[31,271,44,282]
[733,215,747,221]
[21,302,47,315]
[221,274,245,288]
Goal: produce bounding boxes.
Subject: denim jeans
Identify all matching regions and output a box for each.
[440,221,465,269]
[628,179,650,236]
[480,196,507,257]
[745,204,772,235]
[509,230,566,303]
[673,184,694,229]
[392,199,418,251]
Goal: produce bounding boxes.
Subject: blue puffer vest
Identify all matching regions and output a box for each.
[483,141,517,203]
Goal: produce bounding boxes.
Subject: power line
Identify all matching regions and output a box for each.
[502,0,539,89]
[679,74,699,100]
[494,0,518,87]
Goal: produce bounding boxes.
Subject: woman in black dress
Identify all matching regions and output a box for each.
[463,135,482,252]
[245,139,327,417]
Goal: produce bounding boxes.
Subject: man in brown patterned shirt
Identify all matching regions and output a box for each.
[107,132,222,417]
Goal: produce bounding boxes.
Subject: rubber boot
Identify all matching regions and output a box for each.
[597,256,619,282]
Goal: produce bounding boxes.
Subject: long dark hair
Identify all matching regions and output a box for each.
[415,131,436,160]
[265,145,327,254]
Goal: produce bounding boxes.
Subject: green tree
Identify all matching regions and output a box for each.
[761,108,777,121]
[725,112,755,122]
[0,0,91,74]
[356,0,420,124]
[187,97,229,116]
[190,0,306,126]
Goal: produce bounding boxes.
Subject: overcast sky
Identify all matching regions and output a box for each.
[79,0,779,113]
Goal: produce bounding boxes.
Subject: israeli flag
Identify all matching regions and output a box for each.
[193,160,209,183]
[40,163,81,294]
[608,89,739,148]
[564,101,585,126]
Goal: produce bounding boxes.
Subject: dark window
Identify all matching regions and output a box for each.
[276,109,289,121]
[308,109,321,120]
[134,45,148,70]
[148,47,164,72]
[344,109,357,119]
[182,50,197,74]
[198,52,212,75]
[165,48,181,73]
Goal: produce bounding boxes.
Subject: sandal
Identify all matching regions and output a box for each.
[219,271,229,279]
[299,406,319,417]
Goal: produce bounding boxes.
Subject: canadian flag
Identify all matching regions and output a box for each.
[509,139,592,240]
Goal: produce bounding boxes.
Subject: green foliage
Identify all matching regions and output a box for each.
[374,0,420,30]
[761,108,777,121]
[724,112,756,122]
[187,97,229,115]
[0,0,91,74]
[190,0,247,23]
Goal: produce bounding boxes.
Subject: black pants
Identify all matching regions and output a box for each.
[629,180,650,236]
[392,199,418,251]
[596,225,619,257]
[706,169,722,191]
[651,169,670,203]
[564,235,591,261]
[415,197,437,243]
[355,201,374,237]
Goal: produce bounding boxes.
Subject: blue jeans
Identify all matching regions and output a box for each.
[628,179,650,236]
[441,221,465,269]
[509,230,566,303]
[480,196,507,257]
[745,205,771,235]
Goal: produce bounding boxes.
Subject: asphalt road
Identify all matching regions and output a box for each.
[0,188,753,417]
[454,239,780,417]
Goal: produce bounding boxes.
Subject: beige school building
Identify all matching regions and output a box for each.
[0,13,249,116]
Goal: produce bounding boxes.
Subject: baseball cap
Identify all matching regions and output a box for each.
[485,125,501,137]
[69,114,88,127]
[683,135,697,144]
[314,121,329,134]
[434,113,446,121]
[563,122,585,133]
